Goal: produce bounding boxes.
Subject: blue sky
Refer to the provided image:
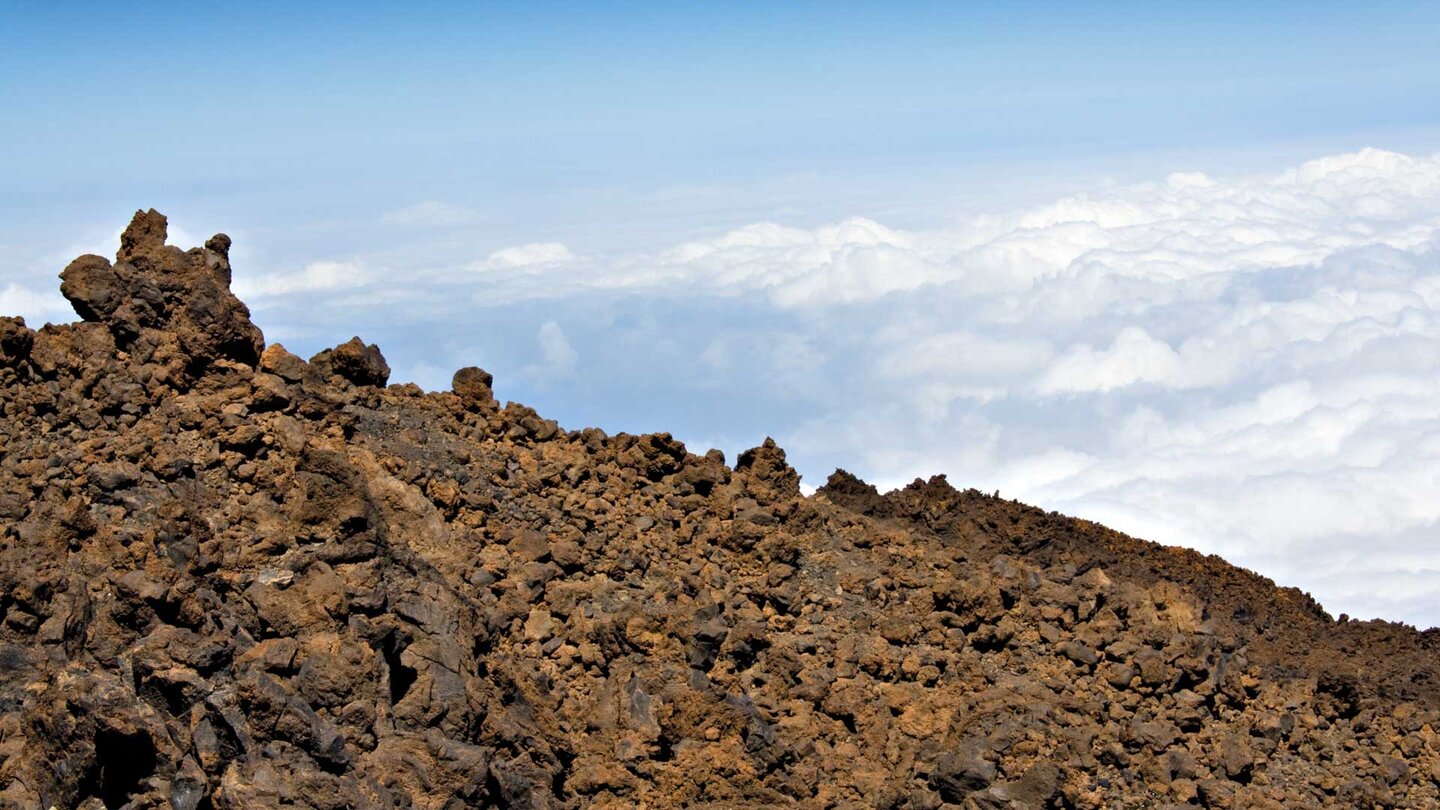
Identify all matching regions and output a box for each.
[3,3,1440,626]
[6,2,1440,235]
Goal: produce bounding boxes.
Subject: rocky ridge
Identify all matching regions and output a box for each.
[0,211,1438,809]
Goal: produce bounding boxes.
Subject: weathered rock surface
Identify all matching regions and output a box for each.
[58,209,264,375]
[310,337,391,389]
[1,213,1438,808]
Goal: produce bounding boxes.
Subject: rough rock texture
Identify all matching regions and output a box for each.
[57,210,264,377]
[1,214,1438,809]
[310,338,391,389]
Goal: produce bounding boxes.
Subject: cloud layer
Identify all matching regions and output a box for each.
[7,149,1438,627]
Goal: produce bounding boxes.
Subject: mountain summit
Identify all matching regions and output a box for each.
[1,211,1437,808]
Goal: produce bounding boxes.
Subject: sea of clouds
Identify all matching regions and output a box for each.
[6,148,1439,627]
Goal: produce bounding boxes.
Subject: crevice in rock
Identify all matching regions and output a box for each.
[382,630,418,705]
[90,727,158,809]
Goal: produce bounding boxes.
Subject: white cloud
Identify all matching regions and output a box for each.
[0,283,72,325]
[381,201,479,227]
[1037,327,1183,393]
[482,242,574,271]
[235,261,371,298]
[384,149,1440,316]
[527,320,577,380]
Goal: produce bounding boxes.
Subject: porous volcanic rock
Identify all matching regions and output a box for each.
[58,209,264,375]
[310,337,391,389]
[1,213,1438,809]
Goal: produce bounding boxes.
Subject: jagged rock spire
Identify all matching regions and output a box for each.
[736,436,801,503]
[58,209,265,371]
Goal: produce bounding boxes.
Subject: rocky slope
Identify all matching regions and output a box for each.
[1,210,1438,809]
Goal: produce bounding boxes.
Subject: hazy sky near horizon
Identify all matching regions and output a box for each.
[3,3,1440,627]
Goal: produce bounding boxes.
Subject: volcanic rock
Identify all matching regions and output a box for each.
[58,209,264,372]
[0,317,34,366]
[1,214,1438,809]
[452,365,497,408]
[309,336,390,388]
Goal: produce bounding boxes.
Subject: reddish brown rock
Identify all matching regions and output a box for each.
[259,343,308,382]
[58,209,264,371]
[0,316,33,366]
[309,336,390,388]
[452,365,496,407]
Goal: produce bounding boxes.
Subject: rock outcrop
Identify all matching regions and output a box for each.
[0,213,1437,809]
[58,209,264,375]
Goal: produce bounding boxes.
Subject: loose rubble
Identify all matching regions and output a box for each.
[1,211,1437,808]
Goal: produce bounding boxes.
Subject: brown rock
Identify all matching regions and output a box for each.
[310,336,390,387]
[59,209,264,368]
[0,316,36,365]
[931,746,996,800]
[452,365,496,406]
[259,343,308,382]
[736,437,801,502]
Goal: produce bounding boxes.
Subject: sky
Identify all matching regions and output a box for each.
[3,3,1440,627]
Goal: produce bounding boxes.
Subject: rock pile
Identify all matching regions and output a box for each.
[1,212,1437,809]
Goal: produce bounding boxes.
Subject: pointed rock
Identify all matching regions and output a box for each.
[736,437,801,502]
[118,207,172,263]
